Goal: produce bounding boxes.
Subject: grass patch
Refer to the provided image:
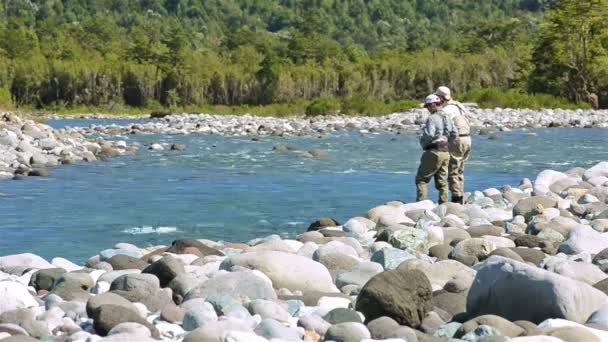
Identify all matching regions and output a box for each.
[460,88,589,110]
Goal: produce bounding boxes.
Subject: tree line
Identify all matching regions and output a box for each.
[0,0,605,112]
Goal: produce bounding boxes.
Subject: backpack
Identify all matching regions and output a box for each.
[446,102,471,136]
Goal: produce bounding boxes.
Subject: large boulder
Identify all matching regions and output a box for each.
[0,254,53,273]
[544,259,607,285]
[165,239,224,257]
[109,273,170,311]
[91,304,159,338]
[513,196,557,221]
[367,205,415,225]
[142,255,185,287]
[0,282,38,315]
[108,255,147,271]
[397,259,476,289]
[335,262,383,288]
[467,256,608,323]
[559,225,608,254]
[29,268,66,291]
[219,251,338,293]
[534,170,569,196]
[584,162,608,181]
[185,271,276,303]
[355,269,432,327]
[452,238,496,260]
[307,218,340,231]
[86,292,139,317]
[389,227,430,253]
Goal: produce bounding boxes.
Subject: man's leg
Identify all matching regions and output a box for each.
[416,150,439,202]
[434,151,450,204]
[449,137,471,203]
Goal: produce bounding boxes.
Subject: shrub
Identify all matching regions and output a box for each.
[461,88,588,110]
[305,97,341,116]
[0,87,14,109]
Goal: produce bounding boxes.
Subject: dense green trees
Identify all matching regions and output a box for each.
[529,0,608,104]
[0,0,603,112]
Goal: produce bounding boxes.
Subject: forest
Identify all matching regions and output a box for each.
[0,0,606,114]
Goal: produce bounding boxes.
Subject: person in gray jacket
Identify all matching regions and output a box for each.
[416,94,458,204]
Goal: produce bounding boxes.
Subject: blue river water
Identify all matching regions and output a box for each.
[1,119,607,262]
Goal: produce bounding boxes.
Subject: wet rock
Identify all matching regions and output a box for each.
[166,239,224,257]
[307,218,340,231]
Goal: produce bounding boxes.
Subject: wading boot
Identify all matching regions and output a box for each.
[451,195,463,204]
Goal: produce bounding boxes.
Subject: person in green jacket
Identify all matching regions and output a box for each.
[416,94,458,204]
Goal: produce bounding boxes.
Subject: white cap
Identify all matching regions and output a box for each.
[424,94,441,104]
[435,86,452,100]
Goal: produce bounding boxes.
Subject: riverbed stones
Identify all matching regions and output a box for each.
[467,256,608,323]
[220,251,338,293]
[356,269,432,327]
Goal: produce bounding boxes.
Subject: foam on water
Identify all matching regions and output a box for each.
[286,221,304,226]
[122,226,179,235]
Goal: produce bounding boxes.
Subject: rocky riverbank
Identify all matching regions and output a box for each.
[0,112,138,181]
[61,107,608,137]
[1,162,608,341]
